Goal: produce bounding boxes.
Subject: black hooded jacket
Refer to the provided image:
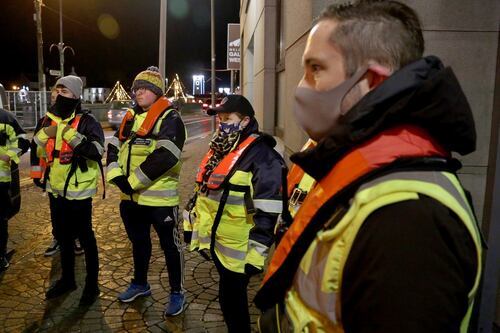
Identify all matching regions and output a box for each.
[212,117,286,264]
[268,57,478,332]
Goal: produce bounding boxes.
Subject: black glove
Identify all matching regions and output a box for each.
[112,175,134,195]
[183,230,192,244]
[19,138,30,154]
[33,178,45,190]
[245,264,263,277]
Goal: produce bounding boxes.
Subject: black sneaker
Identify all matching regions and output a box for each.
[45,279,77,299]
[0,256,9,271]
[79,284,100,306]
[44,239,60,257]
[74,239,84,256]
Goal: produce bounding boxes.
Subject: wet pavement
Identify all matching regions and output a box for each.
[0,135,262,333]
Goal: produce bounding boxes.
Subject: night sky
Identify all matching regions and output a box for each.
[1,0,239,92]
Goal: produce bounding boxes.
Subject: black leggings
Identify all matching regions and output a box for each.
[120,201,184,292]
[213,253,251,333]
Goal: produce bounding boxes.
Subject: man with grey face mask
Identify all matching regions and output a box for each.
[255,1,483,332]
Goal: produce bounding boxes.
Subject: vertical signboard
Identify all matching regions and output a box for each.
[227,23,240,70]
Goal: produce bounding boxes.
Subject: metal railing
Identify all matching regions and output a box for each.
[6,90,49,130]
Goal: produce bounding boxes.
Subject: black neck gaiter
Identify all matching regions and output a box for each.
[50,94,80,119]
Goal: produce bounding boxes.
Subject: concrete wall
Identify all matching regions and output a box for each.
[240,0,278,134]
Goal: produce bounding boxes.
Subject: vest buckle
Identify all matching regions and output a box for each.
[289,187,307,206]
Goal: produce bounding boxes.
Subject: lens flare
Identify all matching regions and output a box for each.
[97,14,120,40]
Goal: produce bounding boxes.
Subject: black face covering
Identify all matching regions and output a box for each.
[50,94,80,119]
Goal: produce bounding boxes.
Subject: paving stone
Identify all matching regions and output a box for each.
[0,136,265,332]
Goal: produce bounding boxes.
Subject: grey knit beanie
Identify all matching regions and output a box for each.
[55,75,83,99]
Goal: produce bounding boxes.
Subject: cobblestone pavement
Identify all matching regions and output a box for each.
[0,135,263,333]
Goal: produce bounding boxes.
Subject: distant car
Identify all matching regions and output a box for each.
[200,99,221,113]
[107,100,132,130]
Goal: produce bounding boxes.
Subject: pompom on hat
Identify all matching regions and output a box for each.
[131,66,165,96]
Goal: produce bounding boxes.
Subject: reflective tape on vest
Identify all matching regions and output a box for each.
[215,240,247,260]
[47,183,97,199]
[191,231,210,244]
[206,191,245,206]
[140,188,178,197]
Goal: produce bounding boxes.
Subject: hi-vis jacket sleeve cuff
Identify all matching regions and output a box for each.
[6,149,20,164]
[62,127,85,149]
[36,146,46,158]
[246,240,269,270]
[34,129,49,148]
[183,211,193,232]
[128,167,152,191]
[106,162,124,182]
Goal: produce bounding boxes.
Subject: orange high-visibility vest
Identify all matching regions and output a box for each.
[196,134,258,190]
[118,97,172,141]
[46,115,81,165]
[260,125,449,291]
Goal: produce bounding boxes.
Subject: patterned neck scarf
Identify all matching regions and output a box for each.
[202,130,241,186]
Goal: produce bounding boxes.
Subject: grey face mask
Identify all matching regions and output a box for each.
[293,66,368,142]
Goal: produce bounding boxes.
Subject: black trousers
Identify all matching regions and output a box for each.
[213,253,251,333]
[120,200,184,292]
[0,183,10,257]
[49,193,99,286]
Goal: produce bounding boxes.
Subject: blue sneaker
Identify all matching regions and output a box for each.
[117,283,151,303]
[164,291,186,317]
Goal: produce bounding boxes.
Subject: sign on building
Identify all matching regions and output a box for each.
[227,23,240,70]
[192,75,205,95]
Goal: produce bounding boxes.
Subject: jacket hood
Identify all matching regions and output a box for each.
[292,56,476,180]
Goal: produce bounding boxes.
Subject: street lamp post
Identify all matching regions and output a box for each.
[50,0,74,78]
[210,0,216,131]
[34,0,47,114]
[159,0,167,84]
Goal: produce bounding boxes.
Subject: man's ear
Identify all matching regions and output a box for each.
[366,63,391,89]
